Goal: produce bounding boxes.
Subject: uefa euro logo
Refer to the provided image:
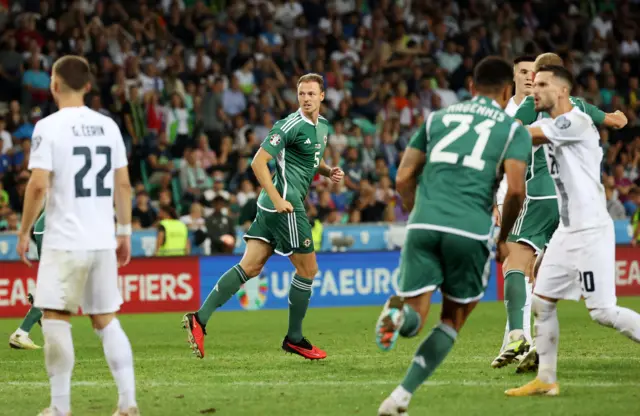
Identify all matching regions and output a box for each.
[236,272,269,310]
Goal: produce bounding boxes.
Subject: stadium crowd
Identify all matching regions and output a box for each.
[0,0,639,241]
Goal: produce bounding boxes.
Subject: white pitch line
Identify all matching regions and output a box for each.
[1,380,640,389]
[2,354,640,365]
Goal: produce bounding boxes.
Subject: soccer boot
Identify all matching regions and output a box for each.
[516,345,539,373]
[378,396,408,416]
[282,336,327,360]
[505,378,560,397]
[28,293,42,327]
[375,295,405,352]
[491,336,529,368]
[112,406,140,416]
[9,331,41,350]
[37,408,71,416]
[182,313,206,358]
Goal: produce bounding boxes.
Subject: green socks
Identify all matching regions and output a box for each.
[287,274,314,342]
[401,323,457,393]
[399,304,421,337]
[197,264,248,326]
[504,270,527,332]
[19,306,43,333]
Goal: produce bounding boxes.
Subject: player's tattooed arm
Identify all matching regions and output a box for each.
[396,147,426,212]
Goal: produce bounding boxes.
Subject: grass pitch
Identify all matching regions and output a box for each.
[2,298,640,415]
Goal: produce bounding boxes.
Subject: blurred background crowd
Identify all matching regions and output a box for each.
[0,0,639,249]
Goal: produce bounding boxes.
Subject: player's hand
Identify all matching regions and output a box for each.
[496,241,509,263]
[632,239,637,247]
[116,235,131,267]
[16,232,32,267]
[275,198,294,213]
[493,205,502,227]
[329,167,344,183]
[613,110,628,129]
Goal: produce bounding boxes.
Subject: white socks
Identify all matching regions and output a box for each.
[42,319,74,415]
[590,306,640,342]
[391,385,412,408]
[532,295,559,384]
[96,318,137,411]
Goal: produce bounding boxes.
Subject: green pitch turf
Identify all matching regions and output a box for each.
[2,299,640,416]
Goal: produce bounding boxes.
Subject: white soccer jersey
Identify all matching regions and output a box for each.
[533,107,610,231]
[496,97,523,207]
[28,106,128,250]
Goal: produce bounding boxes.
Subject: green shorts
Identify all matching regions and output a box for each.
[244,209,314,256]
[507,197,559,253]
[397,228,491,304]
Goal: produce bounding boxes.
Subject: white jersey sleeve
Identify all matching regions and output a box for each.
[112,120,128,170]
[537,110,594,146]
[28,121,54,171]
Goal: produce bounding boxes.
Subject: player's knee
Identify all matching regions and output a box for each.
[589,308,616,328]
[240,262,264,279]
[296,264,318,280]
[532,295,556,320]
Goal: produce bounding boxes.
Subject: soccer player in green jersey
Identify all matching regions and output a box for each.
[497,52,628,373]
[183,73,344,360]
[375,57,531,416]
[9,212,45,350]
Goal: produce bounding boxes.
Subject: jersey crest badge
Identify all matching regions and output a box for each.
[555,116,571,130]
[32,135,42,151]
[323,135,327,144]
[269,134,281,146]
[303,238,312,247]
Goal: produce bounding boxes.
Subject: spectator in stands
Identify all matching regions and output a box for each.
[147,131,174,185]
[614,163,637,215]
[349,178,394,224]
[343,146,363,193]
[631,188,640,246]
[132,190,157,229]
[605,176,627,220]
[0,209,18,232]
[180,202,206,231]
[203,195,236,254]
[180,147,211,205]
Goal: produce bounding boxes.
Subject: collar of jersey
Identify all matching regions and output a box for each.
[471,95,501,109]
[297,108,317,126]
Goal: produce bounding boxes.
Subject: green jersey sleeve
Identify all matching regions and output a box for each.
[407,113,434,152]
[260,121,291,158]
[504,122,532,162]
[572,97,605,125]
[513,96,537,125]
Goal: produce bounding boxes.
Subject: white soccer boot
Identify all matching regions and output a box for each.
[378,396,408,416]
[10,331,41,350]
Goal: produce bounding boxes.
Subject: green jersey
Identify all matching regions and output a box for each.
[32,212,45,258]
[514,95,605,198]
[257,110,330,212]
[408,96,532,240]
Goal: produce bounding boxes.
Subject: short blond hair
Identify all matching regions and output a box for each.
[297,73,325,92]
[534,53,563,72]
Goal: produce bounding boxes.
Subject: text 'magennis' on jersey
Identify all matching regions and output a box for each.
[72,124,105,137]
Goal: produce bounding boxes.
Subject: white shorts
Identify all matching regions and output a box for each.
[534,222,616,309]
[34,248,123,314]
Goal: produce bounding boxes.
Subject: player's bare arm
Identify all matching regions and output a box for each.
[17,168,50,266]
[497,159,527,261]
[603,110,628,129]
[318,158,344,183]
[395,147,426,212]
[526,127,550,146]
[251,147,293,213]
[114,166,133,266]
